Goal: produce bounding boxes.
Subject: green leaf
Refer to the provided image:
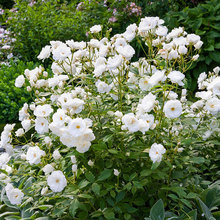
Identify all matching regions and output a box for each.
[198,198,214,220]
[69,199,80,217]
[37,205,53,211]
[97,169,112,181]
[150,199,165,220]
[0,212,20,218]
[92,183,101,195]
[140,169,152,177]
[209,51,220,63]
[85,172,95,183]
[151,162,161,170]
[104,209,115,219]
[108,149,118,154]
[78,180,90,189]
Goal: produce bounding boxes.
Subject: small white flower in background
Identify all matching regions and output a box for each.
[47,170,67,192]
[114,169,120,176]
[5,183,24,205]
[114,111,123,119]
[163,100,182,119]
[207,77,220,96]
[15,75,25,88]
[41,186,48,195]
[26,146,45,165]
[88,160,94,167]
[139,76,151,91]
[71,155,77,164]
[168,71,185,86]
[2,165,13,174]
[177,147,184,153]
[43,164,54,175]
[52,149,61,160]
[72,164,77,174]
[149,143,166,163]
[90,25,102,33]
[15,128,25,137]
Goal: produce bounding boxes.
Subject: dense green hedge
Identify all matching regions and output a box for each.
[0,60,38,123]
[164,0,220,91]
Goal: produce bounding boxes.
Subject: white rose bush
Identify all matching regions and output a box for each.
[0,17,219,219]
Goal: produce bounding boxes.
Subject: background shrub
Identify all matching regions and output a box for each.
[0,0,14,9]
[164,0,220,91]
[0,60,38,125]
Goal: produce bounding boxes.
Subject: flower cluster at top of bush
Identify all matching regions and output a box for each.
[0,16,219,217]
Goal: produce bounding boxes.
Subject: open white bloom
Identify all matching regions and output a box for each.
[76,141,91,153]
[155,26,168,36]
[34,104,53,117]
[168,71,185,86]
[52,44,71,61]
[47,170,67,192]
[53,149,61,160]
[37,45,51,60]
[149,70,166,87]
[117,45,135,60]
[70,98,85,114]
[15,75,25,88]
[68,118,87,137]
[107,55,123,70]
[26,146,45,165]
[35,117,49,134]
[149,143,166,163]
[5,183,24,205]
[122,113,140,132]
[163,100,182,119]
[114,169,120,176]
[138,93,157,113]
[43,164,54,175]
[205,98,220,115]
[90,25,102,33]
[139,76,151,91]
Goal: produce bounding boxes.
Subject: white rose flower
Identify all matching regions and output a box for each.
[155,25,168,36]
[95,80,111,93]
[21,119,31,132]
[122,113,140,133]
[41,186,48,195]
[15,75,25,88]
[37,45,51,61]
[15,128,25,137]
[43,164,54,175]
[72,164,77,173]
[178,45,187,54]
[88,160,94,166]
[5,183,24,205]
[139,76,151,91]
[68,118,87,137]
[71,155,77,164]
[52,149,61,160]
[90,25,102,33]
[47,170,67,192]
[34,104,53,117]
[76,141,91,153]
[35,117,49,134]
[114,169,120,176]
[168,71,185,86]
[163,100,182,119]
[26,146,45,165]
[0,153,10,167]
[205,98,220,115]
[149,143,166,163]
